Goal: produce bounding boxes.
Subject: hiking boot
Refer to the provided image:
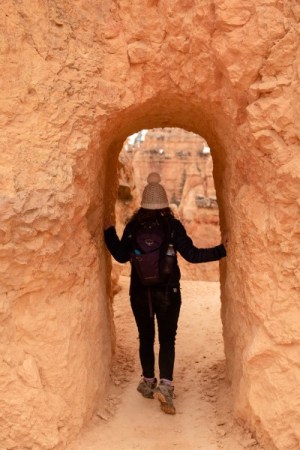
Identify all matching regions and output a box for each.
[137,377,157,399]
[154,381,176,415]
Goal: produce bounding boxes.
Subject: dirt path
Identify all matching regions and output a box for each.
[67,276,263,450]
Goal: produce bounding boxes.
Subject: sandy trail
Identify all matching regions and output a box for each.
[66,276,263,450]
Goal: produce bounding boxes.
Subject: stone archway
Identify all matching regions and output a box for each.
[1,1,299,449]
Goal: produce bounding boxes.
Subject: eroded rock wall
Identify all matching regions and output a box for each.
[1,1,299,449]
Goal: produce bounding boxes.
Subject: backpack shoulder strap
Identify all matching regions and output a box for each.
[163,216,175,242]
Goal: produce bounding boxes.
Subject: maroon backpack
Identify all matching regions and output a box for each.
[130,219,174,286]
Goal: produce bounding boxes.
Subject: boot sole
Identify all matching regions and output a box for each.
[154,391,176,415]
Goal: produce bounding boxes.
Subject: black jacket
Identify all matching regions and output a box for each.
[104,217,226,289]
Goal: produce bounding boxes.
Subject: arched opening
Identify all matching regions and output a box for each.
[93,95,230,382]
[91,94,230,371]
[96,124,234,448]
[86,96,231,401]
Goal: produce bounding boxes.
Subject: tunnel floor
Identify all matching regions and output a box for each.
[66,277,264,450]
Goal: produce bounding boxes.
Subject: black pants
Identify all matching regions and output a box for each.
[130,285,181,381]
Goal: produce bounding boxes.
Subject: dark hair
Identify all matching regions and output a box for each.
[128,207,174,224]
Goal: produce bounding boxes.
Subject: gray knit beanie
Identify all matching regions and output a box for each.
[141,173,169,210]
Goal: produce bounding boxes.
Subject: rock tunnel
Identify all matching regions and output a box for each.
[1,1,299,449]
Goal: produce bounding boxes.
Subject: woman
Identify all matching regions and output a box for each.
[104,172,227,415]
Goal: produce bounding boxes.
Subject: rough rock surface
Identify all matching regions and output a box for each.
[0,1,299,449]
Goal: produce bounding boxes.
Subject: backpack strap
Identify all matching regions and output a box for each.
[165,217,175,249]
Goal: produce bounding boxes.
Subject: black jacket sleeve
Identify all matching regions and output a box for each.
[104,224,132,263]
[172,219,226,263]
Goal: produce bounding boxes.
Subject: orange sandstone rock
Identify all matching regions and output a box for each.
[0,1,299,449]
